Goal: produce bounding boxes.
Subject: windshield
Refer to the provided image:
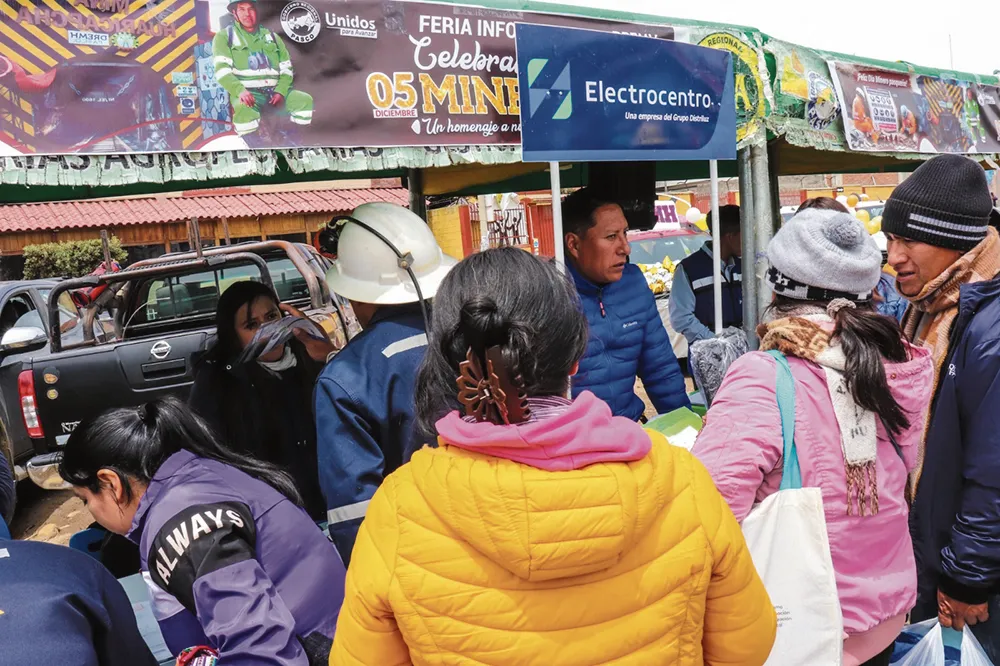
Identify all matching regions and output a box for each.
[629,234,708,265]
[133,255,309,325]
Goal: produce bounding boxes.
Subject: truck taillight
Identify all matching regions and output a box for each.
[18,370,43,439]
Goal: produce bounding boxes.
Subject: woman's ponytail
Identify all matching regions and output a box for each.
[832,305,911,435]
[60,396,303,506]
[415,248,589,435]
[454,297,535,388]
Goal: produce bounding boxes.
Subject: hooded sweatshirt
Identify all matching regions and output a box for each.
[329,391,777,666]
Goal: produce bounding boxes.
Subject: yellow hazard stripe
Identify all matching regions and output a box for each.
[180,119,195,130]
[0,17,58,68]
[35,0,97,55]
[136,15,193,64]
[163,55,194,83]
[133,0,188,52]
[0,2,75,61]
[0,41,45,75]
[182,126,202,148]
[0,86,33,114]
[153,32,196,72]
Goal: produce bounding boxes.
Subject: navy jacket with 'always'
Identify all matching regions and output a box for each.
[911,276,1000,614]
[129,450,346,666]
[568,261,690,420]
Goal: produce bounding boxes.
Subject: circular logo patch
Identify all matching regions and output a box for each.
[699,32,767,143]
[281,1,321,44]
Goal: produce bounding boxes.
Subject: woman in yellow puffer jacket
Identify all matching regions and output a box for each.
[330,248,776,666]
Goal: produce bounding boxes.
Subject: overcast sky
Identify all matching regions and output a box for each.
[573,0,998,76]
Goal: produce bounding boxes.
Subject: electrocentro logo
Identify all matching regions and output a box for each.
[526,58,572,120]
[280,2,321,44]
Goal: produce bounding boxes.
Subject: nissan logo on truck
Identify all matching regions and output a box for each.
[150,340,172,360]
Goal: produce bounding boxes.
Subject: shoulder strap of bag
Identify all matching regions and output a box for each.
[766,350,803,491]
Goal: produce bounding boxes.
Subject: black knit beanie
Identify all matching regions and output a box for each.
[882,154,993,252]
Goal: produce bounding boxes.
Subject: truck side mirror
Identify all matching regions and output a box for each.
[0,326,47,354]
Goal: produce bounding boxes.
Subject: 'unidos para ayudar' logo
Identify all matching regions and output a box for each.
[526,58,572,120]
[280,1,321,44]
[698,32,765,142]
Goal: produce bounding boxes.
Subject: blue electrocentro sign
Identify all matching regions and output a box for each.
[516,24,737,162]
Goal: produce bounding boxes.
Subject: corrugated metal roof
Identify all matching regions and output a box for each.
[0,188,410,233]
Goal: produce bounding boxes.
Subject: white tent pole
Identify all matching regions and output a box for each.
[550,161,565,264]
[709,159,723,335]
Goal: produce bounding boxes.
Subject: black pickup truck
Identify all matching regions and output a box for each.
[11,241,355,495]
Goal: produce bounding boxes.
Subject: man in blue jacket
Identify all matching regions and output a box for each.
[562,188,690,420]
[884,155,1000,659]
[316,203,455,565]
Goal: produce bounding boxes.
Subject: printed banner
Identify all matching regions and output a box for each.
[0,0,690,155]
[516,24,736,162]
[829,61,1000,154]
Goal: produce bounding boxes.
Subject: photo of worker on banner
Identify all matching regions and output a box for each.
[212,0,314,147]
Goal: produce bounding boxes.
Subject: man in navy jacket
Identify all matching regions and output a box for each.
[910,277,1000,657]
[0,536,158,665]
[316,203,455,565]
[884,155,1000,659]
[562,188,690,420]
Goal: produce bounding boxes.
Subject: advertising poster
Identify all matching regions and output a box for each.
[829,61,1000,154]
[516,24,736,163]
[0,0,687,155]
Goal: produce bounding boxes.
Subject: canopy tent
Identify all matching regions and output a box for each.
[1,0,998,199]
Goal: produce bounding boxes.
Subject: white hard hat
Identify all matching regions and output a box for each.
[325,202,456,305]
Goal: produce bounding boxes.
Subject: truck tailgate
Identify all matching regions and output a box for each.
[34,330,211,448]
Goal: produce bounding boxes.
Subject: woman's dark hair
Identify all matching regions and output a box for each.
[59,396,302,506]
[415,248,588,434]
[212,280,280,361]
[797,197,850,214]
[769,296,911,434]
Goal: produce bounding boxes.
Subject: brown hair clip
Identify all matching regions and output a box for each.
[456,347,531,425]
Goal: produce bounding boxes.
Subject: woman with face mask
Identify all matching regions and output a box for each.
[58,398,345,666]
[189,281,335,519]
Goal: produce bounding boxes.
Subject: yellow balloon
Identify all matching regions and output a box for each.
[866,215,882,235]
[846,194,860,208]
[855,209,871,224]
[695,214,709,232]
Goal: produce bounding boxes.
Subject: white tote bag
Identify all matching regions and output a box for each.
[741,351,844,665]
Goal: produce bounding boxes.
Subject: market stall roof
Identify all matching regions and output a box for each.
[2,0,999,200]
[0,185,408,232]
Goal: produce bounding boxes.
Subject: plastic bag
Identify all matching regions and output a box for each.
[892,619,994,666]
[689,326,749,407]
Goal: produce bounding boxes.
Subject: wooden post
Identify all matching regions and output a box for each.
[221,217,232,245]
[187,217,203,258]
[99,229,114,268]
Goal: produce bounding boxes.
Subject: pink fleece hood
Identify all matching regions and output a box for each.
[434,391,652,471]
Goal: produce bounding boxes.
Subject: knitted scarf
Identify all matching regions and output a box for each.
[758,313,880,516]
[899,228,1000,489]
[900,228,1000,387]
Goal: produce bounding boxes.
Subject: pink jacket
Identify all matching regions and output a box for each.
[693,347,933,639]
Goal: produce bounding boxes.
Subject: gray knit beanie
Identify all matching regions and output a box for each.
[767,208,882,302]
[882,154,992,252]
